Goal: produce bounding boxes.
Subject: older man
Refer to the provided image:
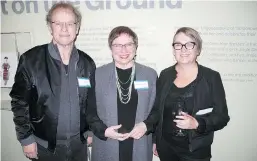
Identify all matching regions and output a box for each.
[10,2,127,161]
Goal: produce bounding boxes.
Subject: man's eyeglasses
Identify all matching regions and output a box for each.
[112,43,135,50]
[172,42,196,50]
[51,21,77,28]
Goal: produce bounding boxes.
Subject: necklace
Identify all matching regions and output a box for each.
[115,65,135,104]
[117,73,132,85]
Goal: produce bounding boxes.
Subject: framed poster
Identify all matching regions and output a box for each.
[1,32,32,88]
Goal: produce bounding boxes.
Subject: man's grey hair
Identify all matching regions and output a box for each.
[46,2,82,28]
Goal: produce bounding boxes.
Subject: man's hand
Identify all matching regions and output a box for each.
[23,142,38,159]
[87,136,93,146]
[105,124,129,141]
[153,143,159,157]
[129,122,147,140]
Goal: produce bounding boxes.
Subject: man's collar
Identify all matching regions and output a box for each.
[47,41,78,62]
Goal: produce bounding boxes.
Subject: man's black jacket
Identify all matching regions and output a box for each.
[10,44,107,152]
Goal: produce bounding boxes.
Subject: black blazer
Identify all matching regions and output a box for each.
[154,63,230,152]
[10,44,107,152]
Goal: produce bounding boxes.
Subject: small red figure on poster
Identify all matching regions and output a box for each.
[2,57,10,86]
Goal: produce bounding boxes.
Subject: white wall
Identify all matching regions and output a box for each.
[1,104,29,161]
[1,1,257,161]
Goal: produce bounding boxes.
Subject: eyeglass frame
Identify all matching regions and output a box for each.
[172,42,196,50]
[111,42,136,50]
[51,21,78,28]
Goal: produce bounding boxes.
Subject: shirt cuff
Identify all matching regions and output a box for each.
[19,135,36,146]
[84,131,93,137]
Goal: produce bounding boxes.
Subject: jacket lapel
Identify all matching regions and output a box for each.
[107,62,118,126]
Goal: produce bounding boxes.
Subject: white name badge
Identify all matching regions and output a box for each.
[134,80,149,90]
[77,77,91,88]
[196,108,213,115]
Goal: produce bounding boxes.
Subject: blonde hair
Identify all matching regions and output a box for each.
[173,27,202,53]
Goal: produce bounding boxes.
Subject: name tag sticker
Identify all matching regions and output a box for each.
[196,108,213,115]
[134,80,149,90]
[77,77,91,88]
